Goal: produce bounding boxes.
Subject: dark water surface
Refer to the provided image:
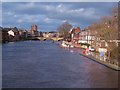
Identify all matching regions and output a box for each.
[2,41,118,88]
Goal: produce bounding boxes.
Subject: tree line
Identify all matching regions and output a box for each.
[57,6,119,66]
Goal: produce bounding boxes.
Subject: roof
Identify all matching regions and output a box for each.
[3,27,18,32]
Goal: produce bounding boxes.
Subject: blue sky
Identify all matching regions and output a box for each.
[2,2,117,32]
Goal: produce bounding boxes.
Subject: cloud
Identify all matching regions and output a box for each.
[0,2,2,25]
[1,0,120,2]
[17,15,45,24]
[57,4,63,8]
[2,2,108,20]
[4,11,14,15]
[66,7,97,19]
[17,19,23,23]
[43,18,53,23]
[2,2,117,31]
[43,18,62,25]
[62,19,67,23]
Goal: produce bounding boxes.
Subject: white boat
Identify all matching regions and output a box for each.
[70,45,74,48]
[61,41,69,47]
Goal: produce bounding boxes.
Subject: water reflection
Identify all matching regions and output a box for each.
[2,41,118,88]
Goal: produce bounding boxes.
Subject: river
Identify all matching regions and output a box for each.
[2,40,118,88]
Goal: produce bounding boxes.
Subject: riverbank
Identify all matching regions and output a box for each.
[60,41,120,71]
[79,53,120,71]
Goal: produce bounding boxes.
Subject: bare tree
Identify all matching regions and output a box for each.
[86,6,119,65]
[57,21,72,40]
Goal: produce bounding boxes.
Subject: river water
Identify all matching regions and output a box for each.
[2,41,118,88]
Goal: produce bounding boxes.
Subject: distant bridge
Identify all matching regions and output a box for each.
[31,37,63,41]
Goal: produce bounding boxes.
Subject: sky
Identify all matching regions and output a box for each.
[1,0,120,2]
[2,2,118,32]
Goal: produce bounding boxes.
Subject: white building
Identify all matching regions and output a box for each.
[78,30,95,45]
[8,30,15,36]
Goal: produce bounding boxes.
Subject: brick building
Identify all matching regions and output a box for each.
[69,27,81,43]
[30,24,39,37]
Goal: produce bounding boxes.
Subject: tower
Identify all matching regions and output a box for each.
[31,24,37,31]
